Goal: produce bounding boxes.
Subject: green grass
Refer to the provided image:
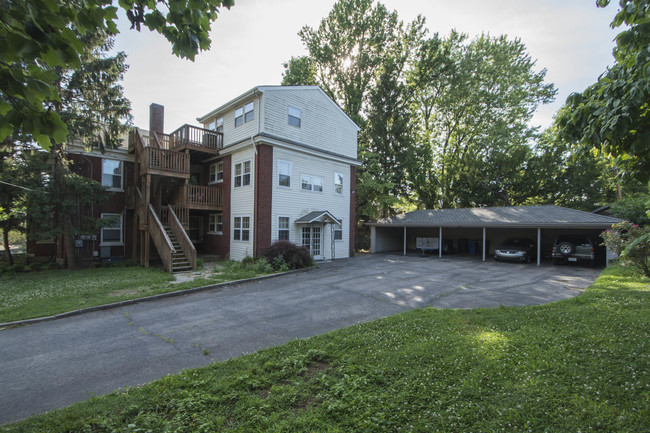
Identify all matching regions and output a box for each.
[3,265,649,432]
[0,260,282,323]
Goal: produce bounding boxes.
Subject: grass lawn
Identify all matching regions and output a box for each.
[3,265,648,432]
[0,260,283,323]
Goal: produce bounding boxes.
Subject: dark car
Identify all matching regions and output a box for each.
[552,235,596,265]
[494,238,536,263]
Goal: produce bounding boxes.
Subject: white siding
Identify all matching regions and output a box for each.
[261,88,357,160]
[203,97,261,147]
[230,146,256,261]
[270,147,351,259]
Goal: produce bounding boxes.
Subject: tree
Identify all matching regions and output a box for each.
[0,0,234,149]
[408,32,556,208]
[557,0,650,183]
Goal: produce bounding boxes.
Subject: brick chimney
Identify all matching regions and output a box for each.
[149,103,164,135]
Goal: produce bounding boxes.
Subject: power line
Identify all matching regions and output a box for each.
[0,180,34,192]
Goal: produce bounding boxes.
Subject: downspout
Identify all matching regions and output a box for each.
[252,89,261,257]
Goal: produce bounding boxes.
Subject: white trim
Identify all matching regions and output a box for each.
[233,215,251,243]
[101,158,124,192]
[277,215,291,241]
[278,160,291,188]
[208,213,223,235]
[100,213,123,246]
[233,160,252,188]
[334,172,344,195]
[209,161,224,184]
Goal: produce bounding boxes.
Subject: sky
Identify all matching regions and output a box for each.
[113,0,620,132]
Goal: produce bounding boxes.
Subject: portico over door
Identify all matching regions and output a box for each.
[295,210,341,261]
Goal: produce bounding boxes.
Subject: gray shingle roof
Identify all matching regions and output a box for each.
[295,210,341,224]
[367,205,622,229]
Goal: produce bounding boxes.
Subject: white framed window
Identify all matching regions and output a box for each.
[234,161,251,187]
[244,101,254,123]
[235,107,244,127]
[101,159,123,190]
[233,216,250,242]
[278,216,290,241]
[209,161,223,183]
[208,117,223,132]
[334,218,343,241]
[301,175,323,192]
[209,213,223,234]
[288,105,301,127]
[100,213,123,245]
[278,160,291,187]
[334,172,344,195]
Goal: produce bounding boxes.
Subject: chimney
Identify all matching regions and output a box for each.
[149,103,164,135]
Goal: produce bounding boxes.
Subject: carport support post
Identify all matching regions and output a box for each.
[439,227,443,258]
[403,226,407,256]
[537,227,541,266]
[482,227,486,262]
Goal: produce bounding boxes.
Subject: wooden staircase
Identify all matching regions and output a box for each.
[164,225,193,272]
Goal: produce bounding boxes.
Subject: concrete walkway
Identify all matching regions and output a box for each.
[0,254,601,425]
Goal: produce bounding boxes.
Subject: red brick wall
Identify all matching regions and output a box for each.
[255,144,273,257]
[349,165,357,257]
[202,155,231,258]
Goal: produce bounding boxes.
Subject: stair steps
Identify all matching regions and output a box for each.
[164,226,192,272]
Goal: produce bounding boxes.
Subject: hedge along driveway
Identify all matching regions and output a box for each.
[0,254,601,425]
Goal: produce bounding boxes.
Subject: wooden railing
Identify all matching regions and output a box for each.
[168,206,196,270]
[135,187,146,224]
[159,205,189,227]
[153,131,171,150]
[146,147,189,175]
[170,124,223,151]
[186,184,223,208]
[148,204,175,273]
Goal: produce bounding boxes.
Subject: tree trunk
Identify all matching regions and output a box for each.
[63,222,78,270]
[2,228,13,266]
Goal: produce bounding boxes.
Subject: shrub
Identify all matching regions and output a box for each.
[262,241,313,270]
[28,262,43,272]
[9,264,25,273]
[241,255,255,266]
[602,221,650,277]
[196,258,204,270]
[47,262,62,270]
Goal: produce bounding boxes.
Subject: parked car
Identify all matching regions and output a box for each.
[494,238,536,263]
[552,235,596,265]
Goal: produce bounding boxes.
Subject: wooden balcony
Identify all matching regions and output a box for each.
[173,184,223,210]
[143,147,190,179]
[170,125,223,154]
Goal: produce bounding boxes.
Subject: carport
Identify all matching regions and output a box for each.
[367,205,622,266]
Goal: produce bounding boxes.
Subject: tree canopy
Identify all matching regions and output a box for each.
[557,0,650,182]
[0,0,234,149]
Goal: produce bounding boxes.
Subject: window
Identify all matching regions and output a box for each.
[209,213,223,234]
[235,102,254,127]
[301,175,323,192]
[209,161,223,183]
[288,105,301,127]
[102,159,122,190]
[278,160,291,187]
[334,172,344,194]
[234,216,250,241]
[278,216,290,241]
[334,218,343,241]
[100,213,122,245]
[208,117,223,132]
[244,102,254,123]
[234,161,251,187]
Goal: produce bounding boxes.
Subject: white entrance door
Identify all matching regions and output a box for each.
[302,226,322,259]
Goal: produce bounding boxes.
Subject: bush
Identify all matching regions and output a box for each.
[241,255,255,266]
[8,264,25,273]
[602,221,650,277]
[28,262,43,272]
[262,241,313,270]
[47,262,62,270]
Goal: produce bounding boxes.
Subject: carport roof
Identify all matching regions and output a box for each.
[366,205,622,229]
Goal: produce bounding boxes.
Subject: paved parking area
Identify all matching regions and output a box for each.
[0,254,601,425]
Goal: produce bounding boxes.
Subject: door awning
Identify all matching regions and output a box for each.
[295,210,341,225]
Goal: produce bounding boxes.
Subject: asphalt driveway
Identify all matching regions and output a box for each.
[0,254,601,425]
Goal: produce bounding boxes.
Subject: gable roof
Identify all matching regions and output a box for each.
[196,85,359,131]
[367,205,622,229]
[295,210,341,225]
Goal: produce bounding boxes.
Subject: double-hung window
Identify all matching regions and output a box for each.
[102,159,123,190]
[334,218,343,241]
[208,117,223,132]
[233,216,250,241]
[278,160,291,187]
[209,161,223,183]
[301,175,323,192]
[278,216,290,241]
[235,102,254,127]
[209,213,223,234]
[334,172,344,195]
[101,213,123,245]
[234,161,251,187]
[288,105,301,127]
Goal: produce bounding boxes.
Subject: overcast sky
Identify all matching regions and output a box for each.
[113,0,620,132]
